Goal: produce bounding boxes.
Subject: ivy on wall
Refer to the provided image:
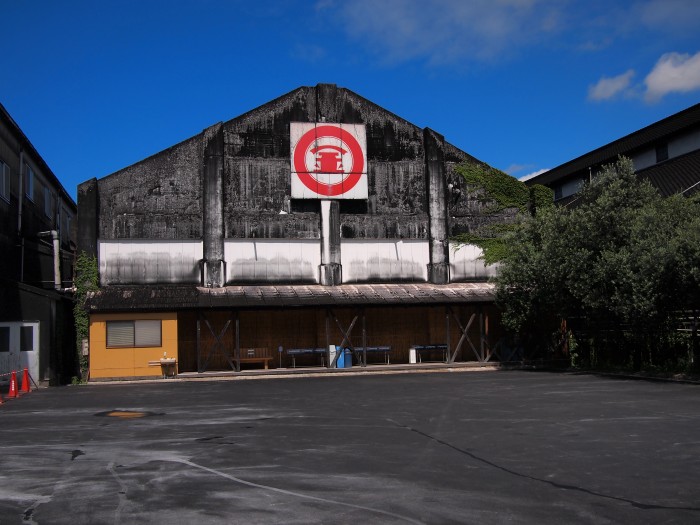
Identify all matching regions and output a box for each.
[454,162,530,212]
[530,183,555,215]
[453,224,514,265]
[451,162,553,264]
[73,252,98,381]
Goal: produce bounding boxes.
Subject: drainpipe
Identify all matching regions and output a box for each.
[38,230,61,290]
[52,230,61,290]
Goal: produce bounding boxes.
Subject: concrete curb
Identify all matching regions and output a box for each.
[86,362,504,385]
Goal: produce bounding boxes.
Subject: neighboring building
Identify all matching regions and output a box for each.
[79,84,507,380]
[526,102,700,203]
[0,102,77,385]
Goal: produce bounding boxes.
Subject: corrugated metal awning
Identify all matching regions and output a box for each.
[85,282,495,312]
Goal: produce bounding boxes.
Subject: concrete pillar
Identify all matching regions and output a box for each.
[424,128,450,284]
[202,126,225,287]
[319,200,342,285]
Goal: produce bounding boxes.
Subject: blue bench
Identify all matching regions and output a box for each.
[354,346,392,365]
[411,344,448,363]
[285,348,327,368]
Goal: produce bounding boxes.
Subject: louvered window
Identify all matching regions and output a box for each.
[107,320,162,347]
[134,320,161,346]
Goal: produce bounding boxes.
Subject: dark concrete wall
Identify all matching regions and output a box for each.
[81,84,505,287]
[77,178,98,257]
[86,84,488,246]
[96,133,206,240]
[222,85,432,240]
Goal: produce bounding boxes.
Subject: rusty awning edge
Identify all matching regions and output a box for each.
[85,282,496,312]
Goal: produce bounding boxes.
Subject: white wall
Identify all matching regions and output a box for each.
[560,177,584,199]
[341,239,429,282]
[632,149,656,171]
[99,240,203,285]
[98,239,498,285]
[449,242,498,281]
[669,128,700,158]
[632,128,700,171]
[225,239,321,283]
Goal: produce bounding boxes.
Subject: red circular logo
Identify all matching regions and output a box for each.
[293,125,364,197]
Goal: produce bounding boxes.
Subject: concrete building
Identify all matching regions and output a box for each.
[526,102,700,203]
[0,102,77,385]
[79,84,508,379]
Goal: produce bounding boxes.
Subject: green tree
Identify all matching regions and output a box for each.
[496,157,700,370]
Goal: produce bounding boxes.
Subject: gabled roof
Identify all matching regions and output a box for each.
[528,102,700,187]
[92,84,481,185]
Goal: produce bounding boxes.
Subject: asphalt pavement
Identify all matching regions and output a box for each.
[0,370,698,524]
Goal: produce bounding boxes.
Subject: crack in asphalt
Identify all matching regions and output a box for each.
[387,419,700,513]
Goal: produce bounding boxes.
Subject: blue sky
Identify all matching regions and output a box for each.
[3,0,700,201]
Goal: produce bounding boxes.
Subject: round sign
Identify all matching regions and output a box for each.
[293,125,365,197]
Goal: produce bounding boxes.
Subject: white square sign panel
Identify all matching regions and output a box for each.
[290,122,368,199]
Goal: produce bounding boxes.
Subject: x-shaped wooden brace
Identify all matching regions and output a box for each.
[198,313,236,372]
[327,309,360,365]
[447,306,484,363]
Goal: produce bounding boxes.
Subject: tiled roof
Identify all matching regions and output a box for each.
[85,283,495,312]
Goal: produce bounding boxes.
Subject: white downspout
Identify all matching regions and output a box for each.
[38,230,62,290]
[51,230,61,290]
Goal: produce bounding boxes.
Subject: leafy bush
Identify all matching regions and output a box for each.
[74,252,98,381]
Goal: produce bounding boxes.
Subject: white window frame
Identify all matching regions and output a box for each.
[0,161,9,203]
[25,165,35,201]
[62,208,72,240]
[44,186,53,218]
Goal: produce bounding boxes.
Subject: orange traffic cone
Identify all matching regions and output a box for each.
[20,368,31,394]
[7,371,18,399]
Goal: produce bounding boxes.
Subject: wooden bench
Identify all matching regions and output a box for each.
[285,347,327,368]
[354,346,392,365]
[410,344,448,363]
[238,348,273,369]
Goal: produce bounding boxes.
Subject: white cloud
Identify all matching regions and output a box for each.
[644,51,700,102]
[504,163,528,175]
[334,0,565,65]
[588,70,635,101]
[314,0,699,68]
[519,169,549,181]
[636,0,700,34]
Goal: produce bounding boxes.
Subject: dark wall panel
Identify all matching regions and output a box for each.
[97,134,205,240]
